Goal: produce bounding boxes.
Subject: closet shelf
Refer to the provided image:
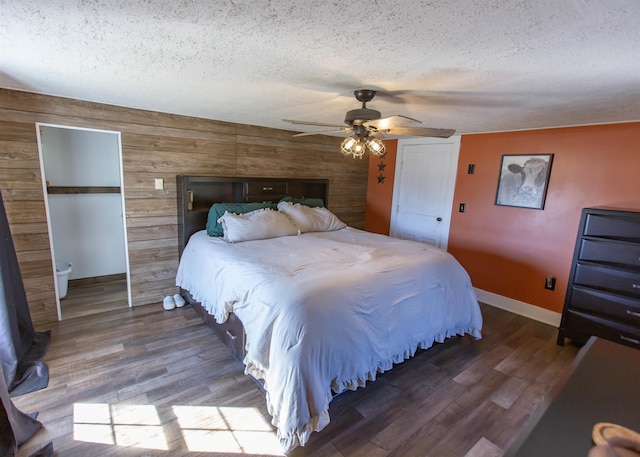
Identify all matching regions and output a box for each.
[47,186,121,194]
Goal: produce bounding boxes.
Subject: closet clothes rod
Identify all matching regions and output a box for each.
[47,186,121,194]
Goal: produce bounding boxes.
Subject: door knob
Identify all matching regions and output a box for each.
[436,217,442,222]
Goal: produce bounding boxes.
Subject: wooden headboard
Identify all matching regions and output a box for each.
[176,175,329,256]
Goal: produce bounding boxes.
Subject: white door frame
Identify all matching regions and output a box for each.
[390,136,461,251]
[35,123,132,320]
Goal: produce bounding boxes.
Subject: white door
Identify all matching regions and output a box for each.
[390,136,461,250]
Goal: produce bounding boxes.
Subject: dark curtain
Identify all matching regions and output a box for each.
[0,189,50,396]
[0,363,54,457]
[0,191,54,455]
[0,363,42,456]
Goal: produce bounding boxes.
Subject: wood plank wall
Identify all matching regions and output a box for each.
[0,89,368,326]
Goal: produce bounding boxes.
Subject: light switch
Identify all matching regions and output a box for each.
[155,178,163,190]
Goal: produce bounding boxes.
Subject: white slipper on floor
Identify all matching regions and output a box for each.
[173,294,185,308]
[162,295,176,311]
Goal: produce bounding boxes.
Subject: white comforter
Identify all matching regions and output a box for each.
[176,227,482,453]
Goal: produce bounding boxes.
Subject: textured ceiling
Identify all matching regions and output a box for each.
[1,0,639,136]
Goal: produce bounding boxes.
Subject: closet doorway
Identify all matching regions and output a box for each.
[36,124,131,320]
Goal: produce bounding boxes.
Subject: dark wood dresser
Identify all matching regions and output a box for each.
[557,208,640,349]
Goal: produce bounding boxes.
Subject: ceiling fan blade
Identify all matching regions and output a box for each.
[292,129,351,137]
[383,127,456,138]
[282,119,346,129]
[363,115,422,130]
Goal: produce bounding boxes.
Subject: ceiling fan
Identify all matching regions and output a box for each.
[283,89,456,158]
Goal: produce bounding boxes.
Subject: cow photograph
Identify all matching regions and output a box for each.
[495,154,553,209]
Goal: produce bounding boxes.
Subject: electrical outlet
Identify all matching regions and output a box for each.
[154,178,163,190]
[468,164,475,174]
[545,275,556,290]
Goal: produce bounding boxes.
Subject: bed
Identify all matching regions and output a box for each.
[175,175,483,453]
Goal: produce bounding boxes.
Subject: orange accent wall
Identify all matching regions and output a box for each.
[364,139,397,234]
[450,122,640,313]
[365,123,640,314]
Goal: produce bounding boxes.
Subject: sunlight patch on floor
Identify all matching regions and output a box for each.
[173,405,283,454]
[73,403,167,450]
[72,402,284,455]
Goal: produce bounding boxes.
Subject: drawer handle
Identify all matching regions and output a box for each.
[626,310,640,318]
[633,284,640,289]
[620,335,640,345]
[226,329,237,340]
[262,187,273,191]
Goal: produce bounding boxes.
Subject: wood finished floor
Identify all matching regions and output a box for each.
[60,276,128,320]
[14,302,581,457]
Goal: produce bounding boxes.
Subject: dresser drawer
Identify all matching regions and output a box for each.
[578,238,640,269]
[211,312,246,360]
[565,309,640,349]
[583,212,640,241]
[569,285,640,325]
[574,262,640,298]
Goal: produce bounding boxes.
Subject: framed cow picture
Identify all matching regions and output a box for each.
[495,154,554,209]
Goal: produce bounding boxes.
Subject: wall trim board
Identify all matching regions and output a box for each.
[462,119,640,136]
[475,288,561,327]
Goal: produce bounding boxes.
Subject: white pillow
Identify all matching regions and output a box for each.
[218,208,299,243]
[277,201,346,233]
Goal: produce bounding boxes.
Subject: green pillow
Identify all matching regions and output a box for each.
[206,202,275,237]
[278,196,325,208]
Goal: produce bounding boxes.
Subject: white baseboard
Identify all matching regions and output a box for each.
[474,288,562,327]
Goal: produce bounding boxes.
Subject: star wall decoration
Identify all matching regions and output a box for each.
[376,156,387,184]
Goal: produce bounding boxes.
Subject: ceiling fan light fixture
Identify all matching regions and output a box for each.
[341,136,367,159]
[367,137,385,156]
[285,88,454,157]
[341,136,356,154]
[341,135,385,159]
